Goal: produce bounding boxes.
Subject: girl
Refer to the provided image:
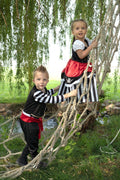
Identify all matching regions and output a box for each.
[58,19,98,104]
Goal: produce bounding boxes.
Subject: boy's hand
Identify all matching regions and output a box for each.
[54,85,60,93]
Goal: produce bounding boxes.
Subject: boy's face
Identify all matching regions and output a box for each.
[33,71,49,91]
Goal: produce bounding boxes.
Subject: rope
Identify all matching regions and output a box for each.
[100,129,120,154]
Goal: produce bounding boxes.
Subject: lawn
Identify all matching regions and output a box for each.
[0,80,60,103]
[1,115,120,180]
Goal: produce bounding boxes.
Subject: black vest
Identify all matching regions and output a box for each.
[24,86,46,117]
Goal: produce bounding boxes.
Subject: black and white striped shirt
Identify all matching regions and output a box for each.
[34,88,64,104]
[23,86,65,117]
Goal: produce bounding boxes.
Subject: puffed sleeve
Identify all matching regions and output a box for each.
[73,40,85,51]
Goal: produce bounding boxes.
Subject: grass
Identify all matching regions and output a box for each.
[1,73,120,103]
[0,80,60,103]
[1,115,120,180]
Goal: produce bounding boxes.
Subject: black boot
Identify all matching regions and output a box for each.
[37,160,48,169]
[17,145,29,166]
[31,151,38,160]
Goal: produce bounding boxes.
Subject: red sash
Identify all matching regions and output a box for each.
[20,112,43,139]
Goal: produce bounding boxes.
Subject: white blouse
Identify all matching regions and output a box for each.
[73,38,91,51]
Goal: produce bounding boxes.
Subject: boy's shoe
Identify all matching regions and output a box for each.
[37,161,48,169]
[17,157,28,166]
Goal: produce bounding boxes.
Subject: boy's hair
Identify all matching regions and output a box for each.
[33,65,49,79]
[71,19,88,31]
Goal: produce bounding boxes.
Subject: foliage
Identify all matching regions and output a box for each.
[0,0,107,90]
[102,73,120,101]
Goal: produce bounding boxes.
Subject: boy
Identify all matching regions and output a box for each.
[17,65,77,166]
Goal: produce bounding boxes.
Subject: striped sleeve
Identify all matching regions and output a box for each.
[47,89,54,95]
[33,90,65,104]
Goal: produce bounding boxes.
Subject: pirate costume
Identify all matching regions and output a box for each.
[58,38,98,103]
[17,86,65,166]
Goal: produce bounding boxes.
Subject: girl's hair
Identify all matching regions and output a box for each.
[71,19,88,31]
[33,65,49,78]
[71,19,88,43]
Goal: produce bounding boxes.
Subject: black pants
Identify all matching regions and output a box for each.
[19,118,39,158]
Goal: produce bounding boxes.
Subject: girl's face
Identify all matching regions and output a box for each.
[72,21,87,41]
[33,71,49,91]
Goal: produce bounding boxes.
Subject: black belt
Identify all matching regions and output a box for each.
[30,114,40,119]
[23,111,40,119]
